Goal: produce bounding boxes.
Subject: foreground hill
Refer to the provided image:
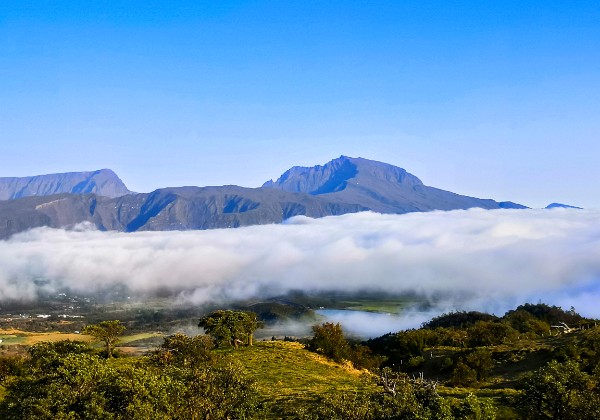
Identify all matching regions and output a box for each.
[0,169,131,200]
[0,156,527,238]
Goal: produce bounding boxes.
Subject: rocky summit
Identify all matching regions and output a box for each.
[263,156,525,213]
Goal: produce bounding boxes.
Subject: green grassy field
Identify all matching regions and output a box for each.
[228,341,376,417]
[116,332,163,345]
[0,329,93,347]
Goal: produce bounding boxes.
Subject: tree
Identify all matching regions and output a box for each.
[151,333,215,367]
[241,311,262,346]
[452,393,497,420]
[83,320,126,358]
[515,360,600,419]
[452,359,477,387]
[307,322,350,362]
[466,348,494,382]
[0,355,24,386]
[170,360,261,419]
[198,310,262,349]
[504,309,550,336]
[467,321,518,346]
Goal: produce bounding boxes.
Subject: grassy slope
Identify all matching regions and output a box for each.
[228,341,376,417]
[0,329,93,346]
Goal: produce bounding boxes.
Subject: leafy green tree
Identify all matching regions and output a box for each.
[240,311,262,346]
[151,333,216,368]
[576,326,600,369]
[168,360,261,419]
[349,344,383,370]
[198,310,263,349]
[307,322,350,362]
[467,321,518,347]
[504,309,551,336]
[366,329,428,366]
[0,355,25,385]
[466,348,494,382]
[83,320,126,358]
[452,393,497,419]
[452,359,477,387]
[515,360,600,419]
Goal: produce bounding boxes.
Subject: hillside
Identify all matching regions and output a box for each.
[229,341,374,417]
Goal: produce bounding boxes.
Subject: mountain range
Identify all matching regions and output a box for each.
[0,156,530,239]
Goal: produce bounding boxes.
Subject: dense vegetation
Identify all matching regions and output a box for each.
[1,303,599,419]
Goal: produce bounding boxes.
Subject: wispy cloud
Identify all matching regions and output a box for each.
[1,209,599,323]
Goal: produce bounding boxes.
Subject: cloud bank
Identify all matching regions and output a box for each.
[1,209,600,321]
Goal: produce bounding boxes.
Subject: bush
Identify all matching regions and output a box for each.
[452,393,497,420]
[407,355,425,370]
[452,359,477,387]
[295,369,454,419]
[0,337,262,419]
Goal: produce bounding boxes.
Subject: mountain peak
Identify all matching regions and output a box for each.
[262,155,526,213]
[262,155,423,195]
[546,203,583,209]
[0,169,132,200]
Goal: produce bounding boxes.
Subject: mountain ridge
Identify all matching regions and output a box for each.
[263,156,525,213]
[0,169,131,200]
[546,203,583,209]
[0,156,528,238]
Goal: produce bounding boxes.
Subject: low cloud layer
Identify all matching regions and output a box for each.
[1,209,600,323]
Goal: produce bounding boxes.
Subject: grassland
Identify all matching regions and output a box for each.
[0,329,93,347]
[227,340,376,417]
[0,329,166,357]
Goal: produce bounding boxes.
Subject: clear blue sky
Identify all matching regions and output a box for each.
[1,1,599,208]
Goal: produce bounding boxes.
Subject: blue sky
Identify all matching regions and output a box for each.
[1,1,599,208]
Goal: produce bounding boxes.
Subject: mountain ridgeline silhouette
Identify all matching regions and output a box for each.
[0,169,131,200]
[262,156,525,213]
[0,156,527,238]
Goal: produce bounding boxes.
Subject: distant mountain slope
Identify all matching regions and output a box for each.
[0,169,131,200]
[0,186,366,239]
[546,203,583,209]
[263,156,526,213]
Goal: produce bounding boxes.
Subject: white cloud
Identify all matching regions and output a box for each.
[1,208,599,324]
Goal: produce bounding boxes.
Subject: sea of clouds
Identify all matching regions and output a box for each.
[1,208,599,335]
